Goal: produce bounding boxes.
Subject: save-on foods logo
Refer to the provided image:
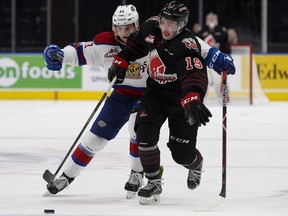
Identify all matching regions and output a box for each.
[0,57,76,88]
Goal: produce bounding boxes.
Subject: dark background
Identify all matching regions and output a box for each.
[0,0,287,52]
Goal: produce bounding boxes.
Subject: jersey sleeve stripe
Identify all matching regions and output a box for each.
[180,73,208,98]
[125,35,148,60]
[75,44,87,66]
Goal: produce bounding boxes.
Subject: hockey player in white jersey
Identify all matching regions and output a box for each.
[43,5,147,199]
[43,4,235,199]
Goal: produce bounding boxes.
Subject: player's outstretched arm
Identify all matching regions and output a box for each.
[196,36,235,75]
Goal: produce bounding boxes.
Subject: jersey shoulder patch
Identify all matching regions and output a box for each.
[93,32,118,46]
[177,30,202,54]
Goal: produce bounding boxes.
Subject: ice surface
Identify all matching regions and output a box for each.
[0,100,287,216]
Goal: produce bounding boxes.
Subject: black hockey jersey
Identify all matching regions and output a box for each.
[119,20,208,100]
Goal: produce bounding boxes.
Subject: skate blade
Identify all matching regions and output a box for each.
[139,195,160,205]
[126,191,136,199]
[43,189,54,197]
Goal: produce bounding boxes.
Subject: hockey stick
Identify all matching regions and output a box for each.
[42,77,117,183]
[194,71,228,211]
[220,70,228,198]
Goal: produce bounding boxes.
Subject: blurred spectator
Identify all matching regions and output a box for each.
[197,12,231,54]
[197,12,236,103]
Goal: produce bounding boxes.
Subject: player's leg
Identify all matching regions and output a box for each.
[46,91,135,195]
[135,93,166,204]
[124,111,144,199]
[45,131,108,195]
[136,123,163,204]
[167,113,203,190]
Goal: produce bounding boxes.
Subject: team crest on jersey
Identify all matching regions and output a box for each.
[145,34,155,44]
[149,50,177,84]
[182,38,199,52]
[126,61,148,79]
[104,48,120,58]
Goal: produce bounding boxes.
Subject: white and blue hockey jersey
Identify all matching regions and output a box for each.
[62,31,149,97]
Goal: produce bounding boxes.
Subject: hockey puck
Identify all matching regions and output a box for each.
[44,209,55,214]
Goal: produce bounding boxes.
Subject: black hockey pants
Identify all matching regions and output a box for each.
[135,89,199,179]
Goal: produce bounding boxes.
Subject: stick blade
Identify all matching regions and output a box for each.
[43,169,55,183]
[193,196,225,212]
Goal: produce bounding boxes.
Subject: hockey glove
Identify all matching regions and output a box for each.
[43,44,64,71]
[108,56,129,84]
[205,47,236,75]
[181,93,212,126]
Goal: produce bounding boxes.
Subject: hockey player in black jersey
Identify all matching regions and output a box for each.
[108,1,235,205]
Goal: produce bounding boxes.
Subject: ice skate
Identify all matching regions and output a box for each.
[187,161,203,190]
[138,177,162,205]
[138,166,163,205]
[124,170,144,199]
[44,173,74,196]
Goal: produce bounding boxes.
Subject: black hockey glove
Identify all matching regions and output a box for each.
[108,56,129,84]
[181,93,212,126]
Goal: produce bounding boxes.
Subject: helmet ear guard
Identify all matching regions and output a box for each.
[112,4,139,32]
